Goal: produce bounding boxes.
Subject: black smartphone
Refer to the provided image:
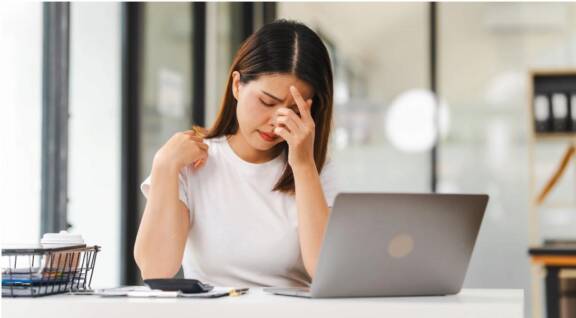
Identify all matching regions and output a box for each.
[143,278,214,294]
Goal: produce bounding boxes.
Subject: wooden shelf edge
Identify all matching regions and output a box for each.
[531,255,576,266]
[533,133,576,142]
[530,69,576,76]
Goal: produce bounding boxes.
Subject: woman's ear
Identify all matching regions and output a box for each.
[231,71,240,101]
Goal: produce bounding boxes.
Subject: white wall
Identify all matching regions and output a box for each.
[0,3,43,246]
[278,3,432,193]
[68,2,122,288]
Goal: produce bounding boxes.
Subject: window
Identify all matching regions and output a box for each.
[0,3,43,246]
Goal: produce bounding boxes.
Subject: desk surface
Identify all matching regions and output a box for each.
[2,288,523,318]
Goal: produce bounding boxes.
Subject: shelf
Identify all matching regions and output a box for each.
[528,69,576,318]
[536,202,576,209]
[533,133,576,142]
[531,69,576,76]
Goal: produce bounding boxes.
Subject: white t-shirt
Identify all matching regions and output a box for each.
[140,135,338,287]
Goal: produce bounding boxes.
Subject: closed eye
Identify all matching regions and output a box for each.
[259,98,274,107]
[260,98,301,115]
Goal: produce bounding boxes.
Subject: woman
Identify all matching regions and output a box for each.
[134,19,337,288]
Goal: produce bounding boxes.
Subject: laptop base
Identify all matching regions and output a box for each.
[263,287,311,298]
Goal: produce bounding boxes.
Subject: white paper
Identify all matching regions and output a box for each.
[94,285,241,298]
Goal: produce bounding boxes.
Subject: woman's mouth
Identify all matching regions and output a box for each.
[258,130,277,142]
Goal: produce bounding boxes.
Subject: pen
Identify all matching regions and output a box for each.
[228,288,249,296]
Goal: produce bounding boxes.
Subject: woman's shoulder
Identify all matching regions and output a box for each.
[182,136,226,181]
[203,135,227,145]
[203,135,228,155]
[189,126,225,146]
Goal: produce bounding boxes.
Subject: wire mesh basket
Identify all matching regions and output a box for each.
[2,244,100,297]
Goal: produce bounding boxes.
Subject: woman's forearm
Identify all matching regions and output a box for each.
[133,162,190,279]
[293,163,330,279]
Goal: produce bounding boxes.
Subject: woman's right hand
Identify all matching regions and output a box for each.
[153,130,209,172]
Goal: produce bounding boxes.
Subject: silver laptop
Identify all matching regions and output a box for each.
[264,192,488,298]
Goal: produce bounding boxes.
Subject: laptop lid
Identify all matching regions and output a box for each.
[310,192,488,298]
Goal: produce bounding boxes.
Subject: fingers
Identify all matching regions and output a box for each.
[193,158,206,169]
[275,114,301,134]
[195,141,209,151]
[274,126,292,143]
[193,138,209,156]
[161,131,209,170]
[190,126,207,137]
[192,147,208,170]
[289,86,313,121]
[276,107,304,121]
[182,129,200,136]
[182,131,208,165]
[179,131,208,150]
[277,107,306,129]
[182,130,204,142]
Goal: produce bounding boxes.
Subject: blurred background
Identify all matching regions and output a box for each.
[2,2,576,317]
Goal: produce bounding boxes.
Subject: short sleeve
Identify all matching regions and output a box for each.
[140,166,192,216]
[319,158,339,208]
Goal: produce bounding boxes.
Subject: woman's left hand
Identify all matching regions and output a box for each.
[274,85,316,171]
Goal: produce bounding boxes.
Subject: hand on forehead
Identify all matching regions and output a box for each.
[256,73,314,105]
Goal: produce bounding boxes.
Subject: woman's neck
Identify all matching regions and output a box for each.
[227,132,283,164]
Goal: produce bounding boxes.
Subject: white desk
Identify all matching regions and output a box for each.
[2,288,524,318]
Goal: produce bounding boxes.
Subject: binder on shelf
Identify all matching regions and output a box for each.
[571,94,576,132]
[531,71,576,135]
[551,93,569,132]
[534,94,551,133]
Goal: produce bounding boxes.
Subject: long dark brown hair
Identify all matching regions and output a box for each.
[202,19,334,194]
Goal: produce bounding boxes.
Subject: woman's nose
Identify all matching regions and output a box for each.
[267,115,277,128]
[267,108,280,127]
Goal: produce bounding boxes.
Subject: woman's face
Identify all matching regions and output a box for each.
[231,71,315,152]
